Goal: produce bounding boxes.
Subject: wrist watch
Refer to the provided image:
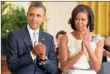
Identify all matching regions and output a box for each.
[40,58,47,61]
[40,56,48,65]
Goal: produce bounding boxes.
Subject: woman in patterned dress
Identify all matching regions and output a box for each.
[59,5,104,74]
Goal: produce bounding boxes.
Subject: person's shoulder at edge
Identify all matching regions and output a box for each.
[7,27,26,38]
[8,27,26,34]
[41,30,53,38]
[91,34,104,43]
[60,32,69,43]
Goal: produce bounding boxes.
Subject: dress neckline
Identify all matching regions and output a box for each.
[70,32,82,41]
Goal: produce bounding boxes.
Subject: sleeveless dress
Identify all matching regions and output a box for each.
[62,33,103,74]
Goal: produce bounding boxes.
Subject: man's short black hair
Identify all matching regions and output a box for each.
[28,2,46,15]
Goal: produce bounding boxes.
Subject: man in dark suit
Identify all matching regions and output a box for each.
[6,3,58,74]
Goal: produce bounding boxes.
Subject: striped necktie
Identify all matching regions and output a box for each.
[33,32,38,47]
[33,32,38,64]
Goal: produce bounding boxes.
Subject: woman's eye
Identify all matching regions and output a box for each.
[82,19,86,21]
[75,18,78,20]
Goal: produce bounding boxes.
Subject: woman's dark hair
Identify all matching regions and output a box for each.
[68,5,94,32]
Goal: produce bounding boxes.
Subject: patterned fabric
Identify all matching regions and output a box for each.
[62,33,103,74]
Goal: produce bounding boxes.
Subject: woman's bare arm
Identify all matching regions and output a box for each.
[59,35,84,72]
[86,40,104,72]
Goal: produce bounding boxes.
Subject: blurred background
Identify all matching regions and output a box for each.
[1,1,110,74]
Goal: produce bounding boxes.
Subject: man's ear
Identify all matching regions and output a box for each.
[26,12,28,17]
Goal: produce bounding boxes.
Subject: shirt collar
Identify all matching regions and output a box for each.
[27,24,39,34]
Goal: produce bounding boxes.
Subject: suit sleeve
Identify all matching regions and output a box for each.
[40,36,58,74]
[6,32,33,72]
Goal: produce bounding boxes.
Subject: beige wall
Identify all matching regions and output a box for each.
[13,2,29,13]
[46,2,78,39]
[13,2,78,41]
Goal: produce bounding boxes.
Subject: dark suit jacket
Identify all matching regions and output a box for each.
[6,27,58,74]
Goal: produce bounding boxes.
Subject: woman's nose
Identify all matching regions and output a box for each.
[78,20,82,24]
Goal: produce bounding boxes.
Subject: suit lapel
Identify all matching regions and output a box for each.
[22,27,33,51]
[38,30,46,60]
[39,30,45,44]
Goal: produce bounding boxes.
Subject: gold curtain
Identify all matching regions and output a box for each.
[79,2,110,36]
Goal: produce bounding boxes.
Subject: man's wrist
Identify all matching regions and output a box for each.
[40,56,47,61]
[40,59,47,61]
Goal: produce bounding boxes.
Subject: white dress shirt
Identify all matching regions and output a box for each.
[27,25,39,61]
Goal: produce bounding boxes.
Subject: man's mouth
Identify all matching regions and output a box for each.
[32,22,38,24]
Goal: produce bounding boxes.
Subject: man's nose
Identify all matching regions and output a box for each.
[32,15,38,21]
